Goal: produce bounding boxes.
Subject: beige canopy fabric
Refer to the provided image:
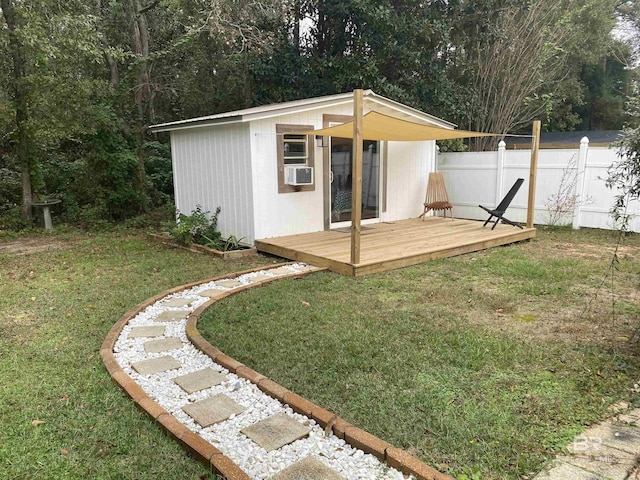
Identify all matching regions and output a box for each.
[303,111,499,141]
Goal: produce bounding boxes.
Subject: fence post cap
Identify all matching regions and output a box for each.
[498,140,506,149]
[580,136,589,145]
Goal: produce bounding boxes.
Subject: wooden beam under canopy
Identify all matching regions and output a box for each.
[527,120,541,228]
[351,90,364,265]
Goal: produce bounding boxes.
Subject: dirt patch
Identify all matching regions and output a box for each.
[0,236,84,256]
[462,287,640,346]
[549,241,640,260]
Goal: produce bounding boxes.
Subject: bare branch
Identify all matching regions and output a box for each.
[137,0,161,15]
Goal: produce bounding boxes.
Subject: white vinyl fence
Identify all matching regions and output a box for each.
[437,138,640,232]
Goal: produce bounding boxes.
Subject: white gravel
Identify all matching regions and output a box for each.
[113,263,412,480]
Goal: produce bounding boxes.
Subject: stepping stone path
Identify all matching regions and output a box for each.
[155,310,189,322]
[248,274,274,283]
[198,288,227,299]
[241,413,311,452]
[173,368,227,394]
[162,297,198,307]
[270,456,345,480]
[183,394,246,427]
[143,337,183,353]
[533,405,640,480]
[131,355,182,375]
[128,325,165,338]
[217,279,243,288]
[109,263,424,479]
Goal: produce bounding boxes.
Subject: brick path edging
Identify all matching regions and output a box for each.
[101,263,454,480]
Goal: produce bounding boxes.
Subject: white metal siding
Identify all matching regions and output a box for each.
[171,123,255,243]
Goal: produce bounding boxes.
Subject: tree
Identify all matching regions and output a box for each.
[449,0,620,150]
[1,0,31,219]
[0,0,107,220]
[607,83,640,231]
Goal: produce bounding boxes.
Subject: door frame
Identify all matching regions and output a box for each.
[322,113,387,231]
[328,136,382,230]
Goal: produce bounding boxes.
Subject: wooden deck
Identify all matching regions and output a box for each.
[255,217,536,276]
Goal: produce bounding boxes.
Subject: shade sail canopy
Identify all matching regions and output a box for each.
[302,111,499,141]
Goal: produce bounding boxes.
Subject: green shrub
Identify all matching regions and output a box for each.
[166,205,221,246]
[0,206,31,232]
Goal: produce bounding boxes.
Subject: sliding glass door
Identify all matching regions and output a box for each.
[329,137,380,228]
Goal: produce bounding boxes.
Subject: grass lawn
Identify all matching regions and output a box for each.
[198,226,640,480]
[0,229,276,479]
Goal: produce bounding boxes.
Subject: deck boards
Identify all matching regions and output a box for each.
[255,217,536,276]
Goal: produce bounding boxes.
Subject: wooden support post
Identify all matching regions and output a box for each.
[526,120,541,228]
[351,89,364,265]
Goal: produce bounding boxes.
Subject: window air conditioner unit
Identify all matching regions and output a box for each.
[285,166,314,186]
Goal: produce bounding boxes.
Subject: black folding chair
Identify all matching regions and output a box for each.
[479,178,525,230]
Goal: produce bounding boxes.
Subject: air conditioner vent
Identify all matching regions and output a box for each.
[285,166,313,186]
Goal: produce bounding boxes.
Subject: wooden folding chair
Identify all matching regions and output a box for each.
[479,178,524,230]
[419,172,453,220]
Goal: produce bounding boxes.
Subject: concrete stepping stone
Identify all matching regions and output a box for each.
[268,267,294,276]
[559,443,636,480]
[182,394,245,427]
[128,325,166,339]
[173,367,227,394]
[612,408,640,425]
[198,288,228,299]
[248,274,273,283]
[161,297,197,308]
[217,279,243,288]
[155,310,189,322]
[581,423,640,455]
[614,414,640,426]
[533,459,606,480]
[131,355,181,375]
[241,413,311,452]
[270,456,345,480]
[143,337,184,354]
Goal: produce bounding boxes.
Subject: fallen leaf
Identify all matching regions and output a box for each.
[31,420,44,427]
[301,300,310,306]
[87,353,94,360]
[30,296,36,301]
[496,308,504,314]
[60,449,69,455]
[59,394,70,401]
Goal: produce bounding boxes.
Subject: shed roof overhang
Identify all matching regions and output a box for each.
[302,111,499,141]
[148,90,456,133]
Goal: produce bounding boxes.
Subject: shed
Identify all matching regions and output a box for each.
[149,90,455,245]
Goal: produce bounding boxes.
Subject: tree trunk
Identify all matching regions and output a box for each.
[292,0,300,52]
[1,0,32,220]
[105,52,120,87]
[129,0,155,206]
